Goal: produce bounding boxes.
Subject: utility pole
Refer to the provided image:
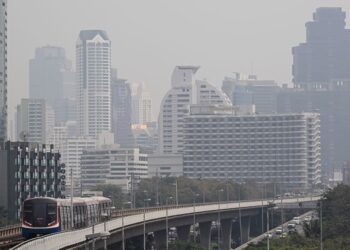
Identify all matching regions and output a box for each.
[70,168,74,230]
[156,168,159,206]
[320,200,323,250]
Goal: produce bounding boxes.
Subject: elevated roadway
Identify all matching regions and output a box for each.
[12,196,320,250]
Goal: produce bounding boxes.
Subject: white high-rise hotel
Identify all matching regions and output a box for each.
[76,30,111,138]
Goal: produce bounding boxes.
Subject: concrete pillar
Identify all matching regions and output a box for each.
[199,221,211,250]
[177,225,191,241]
[241,216,251,243]
[154,229,167,250]
[220,219,232,250]
[231,220,240,246]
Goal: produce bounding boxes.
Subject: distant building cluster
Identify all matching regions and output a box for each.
[3,5,350,223]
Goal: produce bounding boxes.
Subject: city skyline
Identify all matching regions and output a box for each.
[7,1,350,124]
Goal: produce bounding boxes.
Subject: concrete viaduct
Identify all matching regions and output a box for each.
[13,197,319,250]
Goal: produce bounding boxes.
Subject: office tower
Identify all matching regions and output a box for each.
[61,136,96,195]
[293,8,350,88]
[16,98,46,144]
[277,80,350,175]
[0,0,7,144]
[29,46,75,123]
[158,66,231,154]
[81,145,148,192]
[131,83,152,125]
[222,73,279,114]
[45,105,56,144]
[0,141,64,221]
[111,70,133,147]
[76,30,111,138]
[183,105,321,191]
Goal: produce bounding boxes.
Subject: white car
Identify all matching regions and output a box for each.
[292,217,301,225]
[264,233,273,239]
[275,227,283,235]
[303,216,312,222]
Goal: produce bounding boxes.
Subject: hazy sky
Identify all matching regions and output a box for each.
[7,0,350,122]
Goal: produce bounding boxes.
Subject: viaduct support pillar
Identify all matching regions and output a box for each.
[231,220,240,246]
[177,225,191,241]
[220,219,232,250]
[199,221,212,250]
[154,229,167,250]
[241,216,251,243]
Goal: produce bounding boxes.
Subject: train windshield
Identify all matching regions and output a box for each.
[23,199,57,227]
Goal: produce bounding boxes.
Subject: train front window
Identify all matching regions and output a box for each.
[23,203,33,225]
[47,203,57,225]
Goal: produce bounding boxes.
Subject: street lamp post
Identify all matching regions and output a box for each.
[175,179,178,206]
[217,189,224,250]
[143,198,151,250]
[122,201,132,250]
[320,199,323,250]
[193,193,200,242]
[238,183,243,245]
[166,196,173,250]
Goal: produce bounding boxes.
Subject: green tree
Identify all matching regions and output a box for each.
[160,240,205,250]
[92,184,124,208]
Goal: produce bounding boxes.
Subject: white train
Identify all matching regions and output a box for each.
[22,197,112,238]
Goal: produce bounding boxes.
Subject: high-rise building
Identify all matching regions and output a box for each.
[158,66,231,154]
[277,81,350,175]
[81,145,148,191]
[0,141,65,221]
[76,30,111,138]
[293,8,350,88]
[131,83,152,125]
[0,0,7,145]
[222,73,279,114]
[29,46,75,123]
[111,70,133,147]
[183,105,321,191]
[61,136,96,195]
[16,98,46,144]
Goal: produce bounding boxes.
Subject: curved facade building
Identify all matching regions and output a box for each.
[158,66,232,154]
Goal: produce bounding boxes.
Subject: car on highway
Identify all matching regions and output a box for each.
[275,227,283,235]
[303,216,312,222]
[292,217,301,225]
[287,223,296,229]
[264,233,273,239]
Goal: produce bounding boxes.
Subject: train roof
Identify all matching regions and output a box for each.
[24,197,111,206]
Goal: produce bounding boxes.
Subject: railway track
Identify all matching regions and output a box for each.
[0,224,23,249]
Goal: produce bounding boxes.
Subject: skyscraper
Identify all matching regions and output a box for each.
[222,74,279,114]
[29,46,74,123]
[111,69,133,147]
[131,83,152,125]
[76,30,111,138]
[293,7,350,88]
[0,0,7,145]
[16,98,46,144]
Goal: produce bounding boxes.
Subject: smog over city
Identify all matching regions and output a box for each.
[1,1,350,249]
